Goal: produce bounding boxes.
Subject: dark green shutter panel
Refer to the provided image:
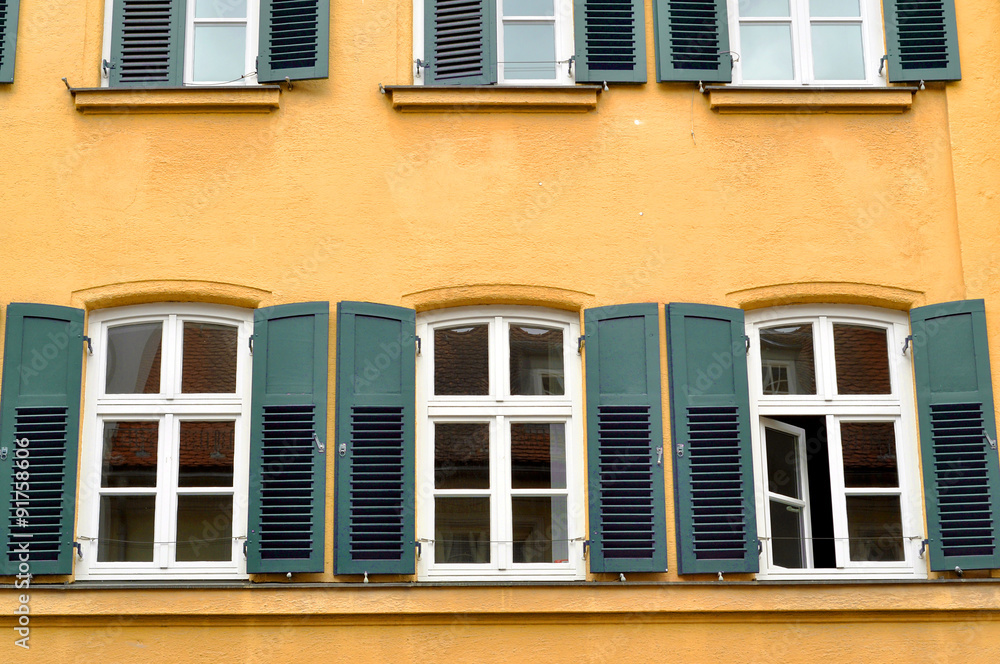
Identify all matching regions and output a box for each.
[257,0,329,82]
[667,304,757,575]
[0,304,84,575]
[108,0,185,87]
[911,300,1000,571]
[652,0,731,82]
[334,302,415,575]
[574,0,647,83]
[883,0,960,82]
[425,0,497,85]
[585,304,667,573]
[0,0,22,83]
[247,302,328,574]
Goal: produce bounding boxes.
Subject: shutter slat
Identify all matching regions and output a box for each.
[247,303,328,574]
[0,304,85,575]
[585,305,667,573]
[667,303,758,575]
[653,0,731,82]
[883,0,960,81]
[334,302,416,575]
[911,300,1000,570]
[258,0,329,82]
[574,0,647,83]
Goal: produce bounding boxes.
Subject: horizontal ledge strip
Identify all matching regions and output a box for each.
[703,86,918,114]
[381,85,603,113]
[68,86,282,114]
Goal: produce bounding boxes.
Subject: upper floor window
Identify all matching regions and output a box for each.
[746,305,926,579]
[101,0,329,87]
[76,304,253,580]
[727,0,885,85]
[416,307,584,580]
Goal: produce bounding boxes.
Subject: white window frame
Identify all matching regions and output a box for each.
[746,305,926,580]
[76,303,253,580]
[726,0,886,86]
[416,306,585,581]
[412,0,575,85]
[100,0,260,87]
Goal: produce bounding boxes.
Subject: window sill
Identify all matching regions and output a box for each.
[703,86,918,114]
[380,85,602,113]
[68,85,281,114]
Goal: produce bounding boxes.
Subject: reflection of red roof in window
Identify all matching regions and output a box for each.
[841,422,898,485]
[833,325,891,394]
[182,324,237,393]
[435,325,488,395]
[105,420,234,469]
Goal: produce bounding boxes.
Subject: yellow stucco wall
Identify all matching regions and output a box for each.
[2,0,1000,660]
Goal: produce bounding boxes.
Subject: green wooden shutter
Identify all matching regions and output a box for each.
[425,0,497,85]
[667,303,757,575]
[0,304,84,575]
[247,302,328,574]
[108,0,185,87]
[257,0,330,82]
[334,302,415,575]
[585,304,667,573]
[911,300,1000,571]
[652,0,732,83]
[573,0,647,83]
[0,0,22,83]
[883,0,960,82]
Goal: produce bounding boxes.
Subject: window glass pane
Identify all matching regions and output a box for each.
[503,0,553,15]
[811,24,865,80]
[765,426,799,498]
[182,322,238,393]
[809,0,860,17]
[435,325,489,395]
[98,495,155,562]
[769,501,804,568]
[175,495,233,561]
[510,325,564,395]
[101,421,158,488]
[435,423,490,489]
[511,423,566,489]
[435,497,490,563]
[741,0,790,17]
[193,25,246,82]
[740,24,795,81]
[846,496,904,561]
[833,324,891,394]
[841,422,898,487]
[106,323,162,394]
[179,421,235,487]
[504,23,556,79]
[760,324,816,394]
[195,0,248,18]
[512,496,568,563]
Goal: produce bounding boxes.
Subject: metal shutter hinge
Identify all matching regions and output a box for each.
[567,55,575,76]
[582,539,589,560]
[415,335,421,356]
[577,335,585,354]
[83,336,93,355]
[902,334,913,355]
[243,540,248,559]
[72,541,83,559]
[918,538,928,559]
[676,443,684,457]
[248,334,254,355]
[744,335,750,354]
[0,446,7,460]
[339,442,346,457]
[415,541,422,559]
[102,59,115,78]
[878,55,888,76]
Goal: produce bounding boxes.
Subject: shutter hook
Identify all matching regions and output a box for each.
[313,433,326,454]
[902,334,913,355]
[655,446,663,466]
[918,538,928,559]
[985,431,998,450]
[577,335,585,355]
[83,336,93,355]
[878,55,888,76]
[72,541,83,559]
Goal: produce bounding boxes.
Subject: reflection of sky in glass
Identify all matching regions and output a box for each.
[740,24,794,80]
[504,23,556,79]
[504,0,553,15]
[809,0,860,17]
[741,0,790,17]
[193,25,246,82]
[812,24,865,80]
[196,0,247,18]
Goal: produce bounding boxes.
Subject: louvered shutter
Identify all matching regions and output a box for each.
[0,0,22,83]
[425,0,497,85]
[883,0,960,82]
[667,304,757,575]
[246,302,328,574]
[573,0,647,83]
[0,304,84,575]
[334,302,415,575]
[910,300,1000,571]
[257,0,329,82]
[652,0,731,82]
[108,0,185,87]
[584,304,667,573]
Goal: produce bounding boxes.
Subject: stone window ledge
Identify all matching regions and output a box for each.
[703,86,918,114]
[68,86,281,114]
[381,85,602,113]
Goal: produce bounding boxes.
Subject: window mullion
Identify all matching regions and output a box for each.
[826,414,851,568]
[495,414,509,570]
[156,415,174,569]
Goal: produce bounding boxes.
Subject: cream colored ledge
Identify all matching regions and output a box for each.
[68,85,281,114]
[704,86,918,114]
[381,84,602,113]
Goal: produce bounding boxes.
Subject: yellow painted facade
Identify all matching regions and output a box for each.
[1,0,1000,661]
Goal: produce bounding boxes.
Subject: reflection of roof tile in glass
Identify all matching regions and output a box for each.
[833,325,891,394]
[509,326,562,395]
[435,325,489,395]
[104,420,235,469]
[841,422,898,477]
[182,323,238,393]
